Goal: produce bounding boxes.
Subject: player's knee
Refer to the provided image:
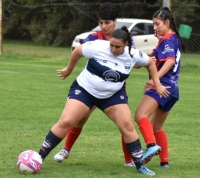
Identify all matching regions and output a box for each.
[58,116,74,129]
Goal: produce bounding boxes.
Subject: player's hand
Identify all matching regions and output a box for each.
[144,80,171,98]
[144,80,154,91]
[156,85,171,98]
[56,67,71,79]
[150,56,157,63]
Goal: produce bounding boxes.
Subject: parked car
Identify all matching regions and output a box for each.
[71,18,158,54]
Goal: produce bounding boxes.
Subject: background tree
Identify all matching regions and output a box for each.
[3,0,200,52]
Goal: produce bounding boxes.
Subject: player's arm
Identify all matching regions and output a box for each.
[157,58,175,78]
[56,45,83,79]
[145,59,170,98]
[156,40,176,78]
[145,59,161,87]
[132,50,160,87]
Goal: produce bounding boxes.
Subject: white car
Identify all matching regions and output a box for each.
[71,18,158,54]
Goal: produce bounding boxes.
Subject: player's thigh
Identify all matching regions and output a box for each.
[60,99,90,126]
[134,95,159,121]
[104,104,133,129]
[76,106,96,127]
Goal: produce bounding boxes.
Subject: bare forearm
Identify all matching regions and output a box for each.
[144,58,171,98]
[157,59,175,79]
[56,45,83,79]
[147,62,161,87]
[66,45,83,73]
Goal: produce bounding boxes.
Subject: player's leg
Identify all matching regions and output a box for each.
[151,96,178,168]
[104,103,155,176]
[54,106,96,162]
[134,95,162,164]
[120,82,135,167]
[121,137,135,167]
[152,109,169,168]
[39,99,90,160]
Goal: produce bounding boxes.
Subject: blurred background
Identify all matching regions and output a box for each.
[2,0,200,53]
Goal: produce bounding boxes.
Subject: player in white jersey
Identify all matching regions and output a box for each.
[76,40,145,98]
[54,2,136,167]
[38,27,169,176]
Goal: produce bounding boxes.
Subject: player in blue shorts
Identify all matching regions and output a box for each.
[38,27,170,176]
[134,7,185,168]
[54,2,136,167]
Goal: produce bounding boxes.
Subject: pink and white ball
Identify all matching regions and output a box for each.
[17,150,43,174]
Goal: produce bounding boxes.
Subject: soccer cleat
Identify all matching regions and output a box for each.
[53,148,70,163]
[137,165,155,176]
[140,145,162,164]
[160,164,170,169]
[124,161,135,167]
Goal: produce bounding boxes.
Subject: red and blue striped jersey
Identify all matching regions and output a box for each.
[150,32,182,98]
[82,31,136,48]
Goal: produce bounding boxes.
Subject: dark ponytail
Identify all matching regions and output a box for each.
[121,26,133,57]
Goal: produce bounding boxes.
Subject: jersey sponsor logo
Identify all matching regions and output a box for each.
[124,62,131,70]
[103,70,120,82]
[75,89,81,95]
[87,59,129,82]
[162,44,174,54]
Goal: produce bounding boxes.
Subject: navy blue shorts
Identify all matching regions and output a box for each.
[145,89,178,112]
[68,80,128,110]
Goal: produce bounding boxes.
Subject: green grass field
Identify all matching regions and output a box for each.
[0,42,200,178]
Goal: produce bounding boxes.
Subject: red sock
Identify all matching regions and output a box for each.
[138,117,155,145]
[154,130,169,163]
[121,137,133,163]
[64,127,83,151]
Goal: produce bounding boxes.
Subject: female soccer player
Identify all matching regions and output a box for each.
[134,7,185,168]
[38,27,170,176]
[54,2,136,167]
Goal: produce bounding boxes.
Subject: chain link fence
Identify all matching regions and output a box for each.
[3,2,200,53]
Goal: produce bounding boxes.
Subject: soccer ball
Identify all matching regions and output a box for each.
[17,150,43,174]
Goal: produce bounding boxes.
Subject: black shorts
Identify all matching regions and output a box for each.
[68,80,128,110]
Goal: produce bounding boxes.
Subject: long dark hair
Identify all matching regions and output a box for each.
[111,26,133,57]
[153,7,185,52]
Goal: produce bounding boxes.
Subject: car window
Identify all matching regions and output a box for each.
[130,23,145,36]
[91,22,133,32]
[115,22,133,29]
[146,23,154,34]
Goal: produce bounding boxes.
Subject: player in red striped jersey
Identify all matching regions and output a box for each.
[135,7,185,169]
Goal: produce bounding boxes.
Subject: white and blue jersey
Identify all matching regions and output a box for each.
[150,32,182,99]
[76,40,149,99]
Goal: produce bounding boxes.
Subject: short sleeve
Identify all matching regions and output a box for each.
[132,49,149,67]
[160,39,177,59]
[82,41,99,59]
[82,34,93,44]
